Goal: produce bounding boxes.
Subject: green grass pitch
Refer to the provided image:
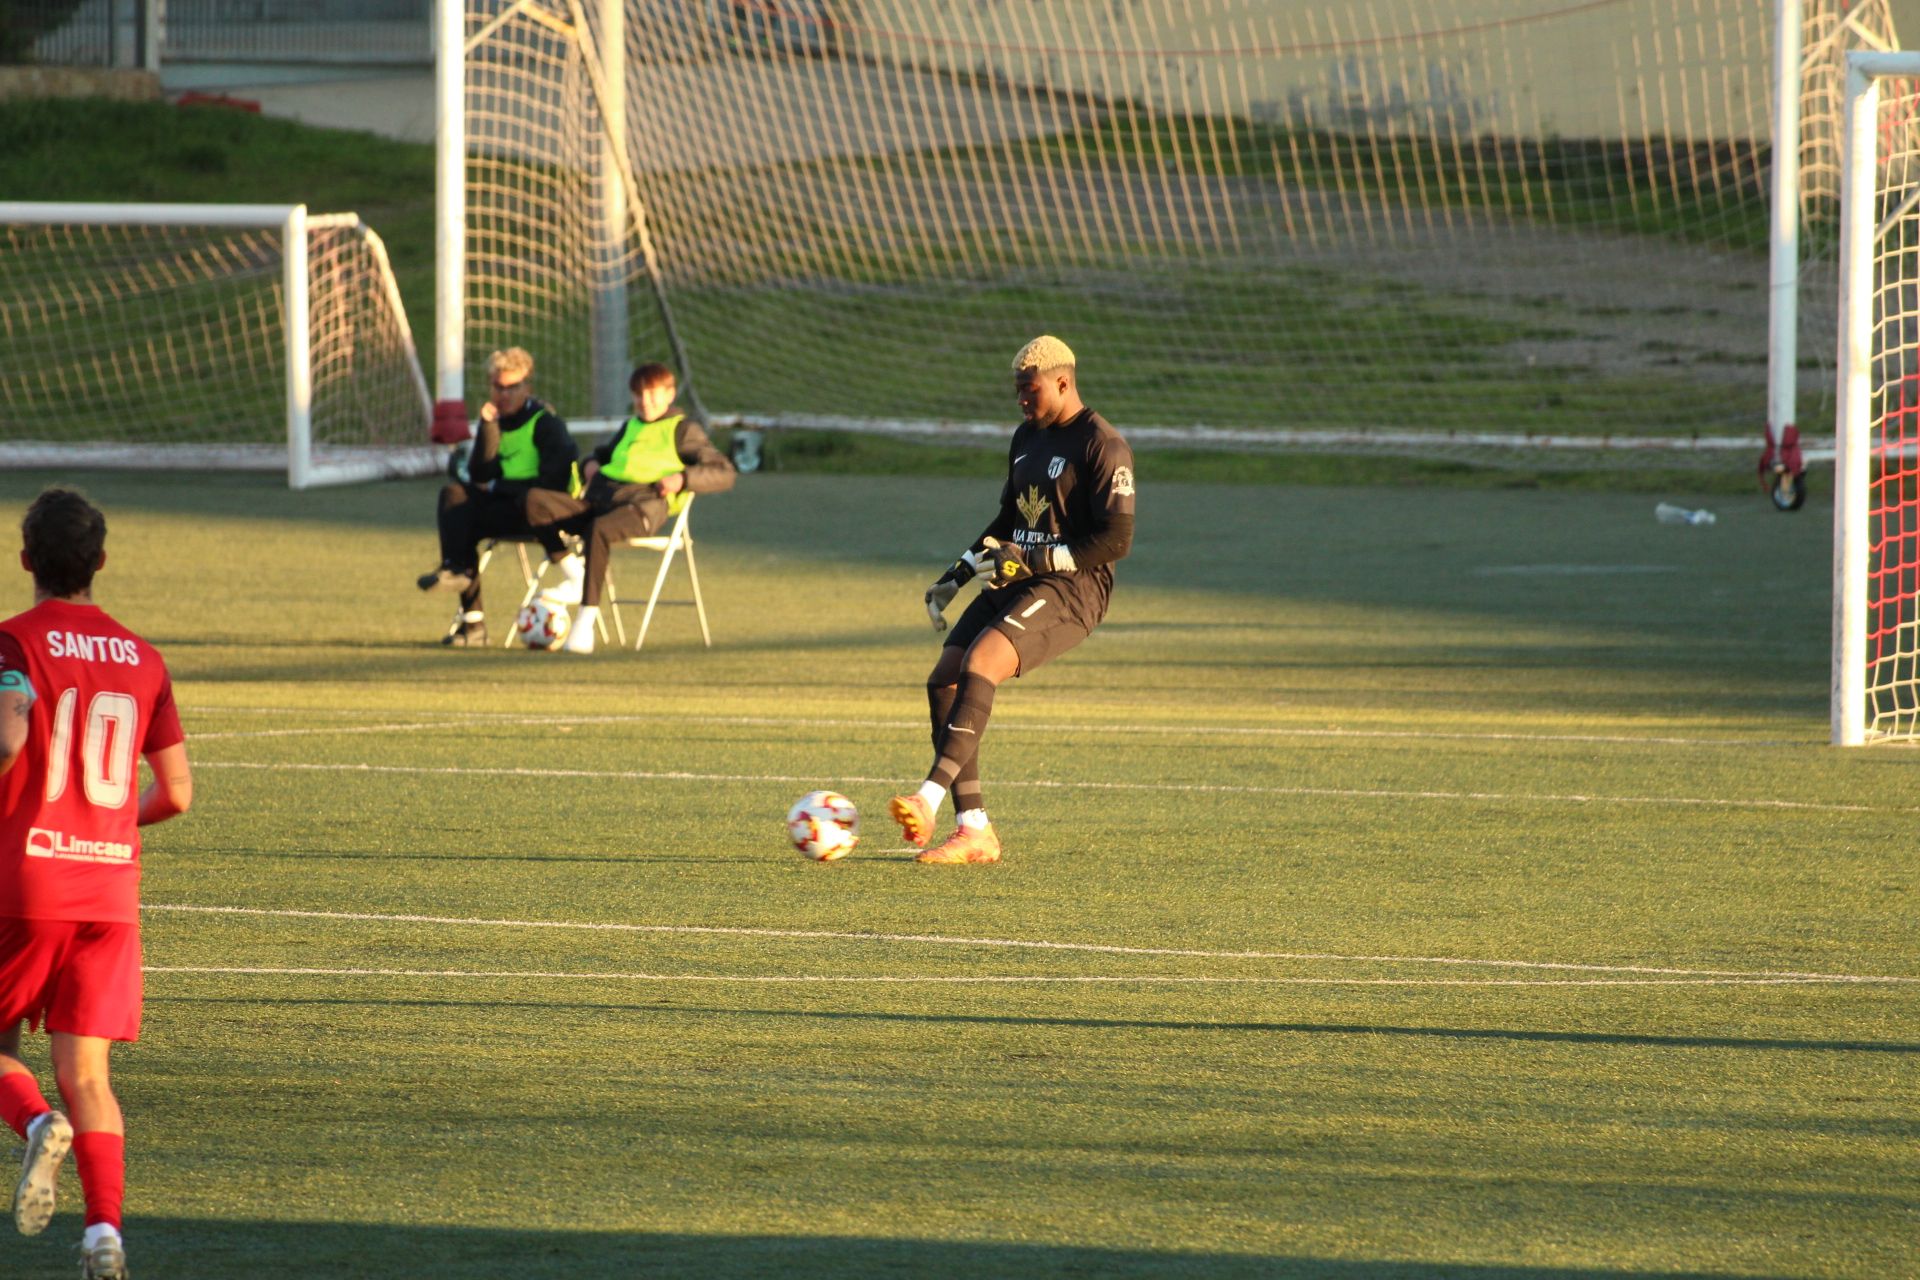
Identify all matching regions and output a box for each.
[0,468,1913,1279]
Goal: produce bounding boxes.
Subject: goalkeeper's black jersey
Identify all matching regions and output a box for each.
[982,407,1136,621]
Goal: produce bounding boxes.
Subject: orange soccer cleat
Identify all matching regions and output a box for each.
[915,823,1001,865]
[888,794,936,848]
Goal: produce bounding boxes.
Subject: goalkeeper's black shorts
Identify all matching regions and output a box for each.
[944,576,1098,677]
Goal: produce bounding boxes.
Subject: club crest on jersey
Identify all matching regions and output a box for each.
[1112,466,1135,497]
[1017,485,1050,526]
[1047,456,1065,479]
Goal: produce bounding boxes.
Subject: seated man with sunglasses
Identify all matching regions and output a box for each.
[415,347,582,647]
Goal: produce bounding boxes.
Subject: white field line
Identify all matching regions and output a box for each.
[142,965,1892,988]
[189,760,1916,816]
[1472,565,1677,576]
[194,721,471,741]
[185,709,1801,749]
[719,414,1800,456]
[145,904,1920,985]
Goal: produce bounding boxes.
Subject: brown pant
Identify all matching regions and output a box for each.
[524,484,668,607]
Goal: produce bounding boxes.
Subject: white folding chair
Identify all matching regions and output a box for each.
[469,535,607,648]
[604,496,710,651]
[439,537,533,645]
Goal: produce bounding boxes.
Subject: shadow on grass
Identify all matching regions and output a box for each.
[146,996,1920,1057]
[0,469,1822,637]
[4,1218,1802,1280]
[0,470,1834,725]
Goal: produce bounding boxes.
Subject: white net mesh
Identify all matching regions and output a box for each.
[462,0,1896,467]
[0,209,433,484]
[1862,74,1920,741]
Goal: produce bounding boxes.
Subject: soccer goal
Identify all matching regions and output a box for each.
[443,0,1897,471]
[1832,51,1920,744]
[0,203,436,489]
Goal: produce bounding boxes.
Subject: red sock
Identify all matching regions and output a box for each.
[72,1131,125,1230]
[0,1069,51,1139]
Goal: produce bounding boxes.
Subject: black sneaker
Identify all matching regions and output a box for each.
[417,564,475,593]
[442,620,488,648]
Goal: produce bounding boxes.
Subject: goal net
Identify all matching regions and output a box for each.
[1834,52,1920,744]
[453,0,1897,469]
[0,203,435,489]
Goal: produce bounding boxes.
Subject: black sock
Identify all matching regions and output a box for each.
[929,682,984,810]
[928,681,956,748]
[951,777,984,814]
[929,674,996,791]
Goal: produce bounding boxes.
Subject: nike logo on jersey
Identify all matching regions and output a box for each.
[1012,454,1027,465]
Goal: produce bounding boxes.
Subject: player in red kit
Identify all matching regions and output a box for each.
[0,489,192,1280]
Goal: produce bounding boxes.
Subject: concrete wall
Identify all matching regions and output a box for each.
[0,66,158,99]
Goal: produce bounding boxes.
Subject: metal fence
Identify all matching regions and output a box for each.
[1,0,432,67]
[3,0,143,67]
[162,0,430,63]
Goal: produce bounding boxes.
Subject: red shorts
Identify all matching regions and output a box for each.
[0,919,143,1042]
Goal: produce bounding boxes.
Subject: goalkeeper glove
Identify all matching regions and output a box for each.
[923,556,976,631]
[978,537,1033,588]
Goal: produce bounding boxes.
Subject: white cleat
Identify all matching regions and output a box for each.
[13,1110,71,1237]
[79,1224,128,1279]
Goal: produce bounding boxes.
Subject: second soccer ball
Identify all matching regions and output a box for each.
[516,599,571,650]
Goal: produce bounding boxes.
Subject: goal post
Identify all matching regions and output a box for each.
[1833,50,1920,744]
[1769,0,1808,510]
[433,0,466,443]
[1772,0,1902,511]
[0,202,436,490]
[439,0,701,440]
[446,0,1902,464]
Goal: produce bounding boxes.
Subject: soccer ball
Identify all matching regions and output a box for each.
[786,790,859,861]
[516,598,571,650]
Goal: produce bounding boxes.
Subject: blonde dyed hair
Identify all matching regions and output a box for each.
[486,347,535,386]
[1011,335,1075,375]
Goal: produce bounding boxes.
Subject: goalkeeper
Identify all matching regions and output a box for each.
[891,335,1135,864]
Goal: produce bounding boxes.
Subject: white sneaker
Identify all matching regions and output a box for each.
[542,553,586,606]
[562,610,597,654]
[13,1109,71,1237]
[80,1224,127,1279]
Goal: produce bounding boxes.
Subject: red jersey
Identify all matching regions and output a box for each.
[0,599,183,924]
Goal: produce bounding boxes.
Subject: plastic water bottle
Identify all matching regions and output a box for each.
[1655,502,1716,526]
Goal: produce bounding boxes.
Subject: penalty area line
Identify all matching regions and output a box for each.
[189,760,1917,816]
[143,904,1920,985]
[183,707,1804,749]
[141,966,1891,988]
